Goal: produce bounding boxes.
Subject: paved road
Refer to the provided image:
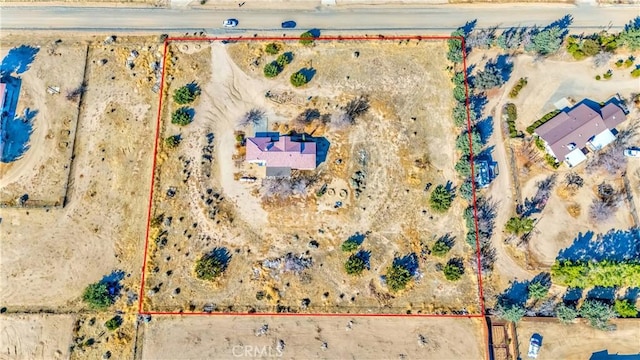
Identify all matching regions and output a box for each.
[1,4,638,33]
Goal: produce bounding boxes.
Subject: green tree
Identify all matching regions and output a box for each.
[432,239,452,257]
[386,264,412,292]
[459,179,474,201]
[263,62,281,78]
[495,302,526,323]
[345,253,367,275]
[474,65,505,90]
[531,27,564,56]
[164,134,181,149]
[453,85,467,103]
[276,52,293,67]
[171,107,193,126]
[173,85,200,105]
[452,71,465,86]
[455,129,483,156]
[453,102,470,127]
[82,282,114,309]
[580,299,616,329]
[619,18,640,50]
[527,281,550,300]
[447,29,464,64]
[505,216,534,235]
[443,259,464,281]
[429,184,454,213]
[455,156,472,177]
[341,238,359,252]
[195,248,230,281]
[290,71,308,87]
[614,299,638,318]
[299,31,315,45]
[104,316,123,331]
[265,43,281,55]
[556,302,578,323]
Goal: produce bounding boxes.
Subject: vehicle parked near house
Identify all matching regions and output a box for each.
[624,148,640,158]
[528,334,542,358]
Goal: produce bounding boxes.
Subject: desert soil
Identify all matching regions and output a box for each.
[516,318,640,359]
[0,314,74,360]
[143,38,481,314]
[0,42,86,207]
[0,35,161,312]
[142,315,486,360]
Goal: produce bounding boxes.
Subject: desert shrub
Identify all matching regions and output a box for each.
[527,281,550,300]
[631,68,640,78]
[495,302,526,323]
[614,299,638,318]
[82,282,114,309]
[593,51,612,68]
[615,59,625,67]
[443,258,464,281]
[265,42,281,55]
[474,63,506,90]
[195,248,231,281]
[260,175,317,199]
[238,108,265,127]
[164,134,181,149]
[447,29,464,64]
[343,96,370,121]
[508,78,528,98]
[453,85,467,103]
[429,184,454,213]
[344,252,368,275]
[299,31,315,45]
[544,153,560,169]
[505,103,518,138]
[455,156,472,177]
[171,107,193,126]
[173,84,200,105]
[432,237,453,257]
[276,52,293,67]
[341,237,360,252]
[455,129,483,156]
[581,38,601,56]
[619,17,640,50]
[459,179,474,201]
[534,136,546,151]
[104,316,123,331]
[505,216,534,235]
[263,62,282,78]
[551,260,640,288]
[385,264,412,292]
[556,303,578,323]
[580,299,616,329]
[290,71,308,87]
[526,109,561,134]
[603,69,613,79]
[595,74,601,80]
[624,55,635,67]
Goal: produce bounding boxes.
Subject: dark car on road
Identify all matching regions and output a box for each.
[281,21,297,29]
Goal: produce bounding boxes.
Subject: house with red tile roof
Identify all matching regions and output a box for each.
[534,100,627,167]
[245,134,317,176]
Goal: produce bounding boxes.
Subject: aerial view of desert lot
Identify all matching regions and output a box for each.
[1,2,640,359]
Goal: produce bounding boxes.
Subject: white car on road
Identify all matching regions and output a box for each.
[223,19,238,28]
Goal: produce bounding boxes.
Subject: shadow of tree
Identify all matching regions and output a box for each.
[0,45,40,76]
[557,228,640,262]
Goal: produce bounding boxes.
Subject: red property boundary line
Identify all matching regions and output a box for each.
[138,35,485,318]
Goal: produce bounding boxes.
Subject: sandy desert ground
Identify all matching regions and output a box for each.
[516,318,640,359]
[0,42,86,207]
[0,314,74,360]
[0,35,161,310]
[142,315,486,360]
[143,38,481,314]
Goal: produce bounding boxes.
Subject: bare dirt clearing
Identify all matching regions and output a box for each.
[0,36,161,310]
[144,39,480,314]
[516,318,640,359]
[0,42,86,207]
[142,315,486,360]
[0,314,74,360]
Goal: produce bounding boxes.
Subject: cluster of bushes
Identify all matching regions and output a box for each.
[504,216,534,235]
[551,260,640,288]
[565,18,640,61]
[385,263,413,292]
[171,83,200,126]
[264,52,293,78]
[164,134,181,149]
[443,258,465,281]
[508,78,527,98]
[556,298,638,327]
[526,109,561,134]
[341,234,369,275]
[82,282,115,309]
[595,69,613,81]
[544,153,560,169]
[632,67,640,78]
[504,103,518,138]
[614,55,635,68]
